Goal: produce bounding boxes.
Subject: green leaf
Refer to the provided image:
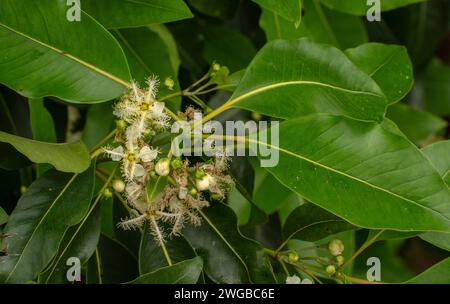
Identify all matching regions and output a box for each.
[345,43,413,104]
[0,131,91,173]
[82,0,193,29]
[0,0,130,103]
[188,0,239,19]
[424,58,450,116]
[113,26,181,111]
[202,26,257,72]
[260,0,367,49]
[420,141,450,251]
[0,207,8,226]
[28,98,57,176]
[257,114,450,232]
[386,103,447,145]
[129,257,203,284]
[81,102,115,150]
[0,166,95,283]
[139,223,196,274]
[283,203,357,242]
[40,204,101,283]
[230,39,387,122]
[320,0,426,16]
[91,234,139,284]
[183,202,276,283]
[253,0,303,27]
[405,257,450,284]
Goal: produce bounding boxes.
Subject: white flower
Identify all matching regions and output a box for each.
[125,182,144,202]
[301,278,313,284]
[155,158,171,176]
[286,275,301,284]
[103,144,157,180]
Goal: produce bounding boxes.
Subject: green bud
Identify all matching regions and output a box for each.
[288,252,299,263]
[336,255,345,266]
[171,158,182,170]
[188,187,198,196]
[103,188,113,198]
[164,77,175,90]
[211,193,221,201]
[116,119,127,130]
[212,63,221,71]
[20,185,27,194]
[326,265,336,276]
[195,169,206,179]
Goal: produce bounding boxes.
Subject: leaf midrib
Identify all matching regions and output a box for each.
[212,134,450,225]
[231,80,383,108]
[198,210,252,283]
[0,23,129,88]
[5,173,78,283]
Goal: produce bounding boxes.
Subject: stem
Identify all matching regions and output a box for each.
[279,259,290,276]
[90,129,116,154]
[158,91,184,102]
[343,230,385,267]
[95,248,103,284]
[149,216,173,266]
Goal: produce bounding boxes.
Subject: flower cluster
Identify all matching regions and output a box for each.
[103,78,233,242]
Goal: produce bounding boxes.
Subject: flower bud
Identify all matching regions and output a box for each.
[196,174,213,191]
[155,158,170,176]
[212,63,221,72]
[116,119,127,130]
[326,265,336,276]
[286,275,301,284]
[164,77,175,90]
[189,187,198,196]
[288,251,299,263]
[178,187,188,200]
[112,179,125,193]
[103,188,113,198]
[171,158,182,170]
[195,169,206,179]
[20,185,27,194]
[328,239,344,256]
[336,255,345,266]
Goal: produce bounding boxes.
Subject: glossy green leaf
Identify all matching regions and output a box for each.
[139,223,196,274]
[257,114,450,232]
[40,205,101,283]
[345,43,413,104]
[383,1,450,69]
[387,103,447,145]
[260,0,367,49]
[283,203,357,242]
[405,257,450,284]
[0,0,130,103]
[183,202,276,283]
[188,0,239,19]
[420,141,450,251]
[82,0,193,29]
[81,102,115,150]
[0,131,91,173]
[0,166,95,283]
[130,257,203,284]
[92,234,139,284]
[321,0,426,16]
[0,207,8,226]
[28,98,57,176]
[113,26,181,110]
[253,0,303,27]
[424,58,450,116]
[203,26,257,72]
[230,39,387,122]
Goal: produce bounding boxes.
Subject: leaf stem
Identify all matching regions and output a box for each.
[90,129,116,154]
[149,216,173,266]
[343,230,385,267]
